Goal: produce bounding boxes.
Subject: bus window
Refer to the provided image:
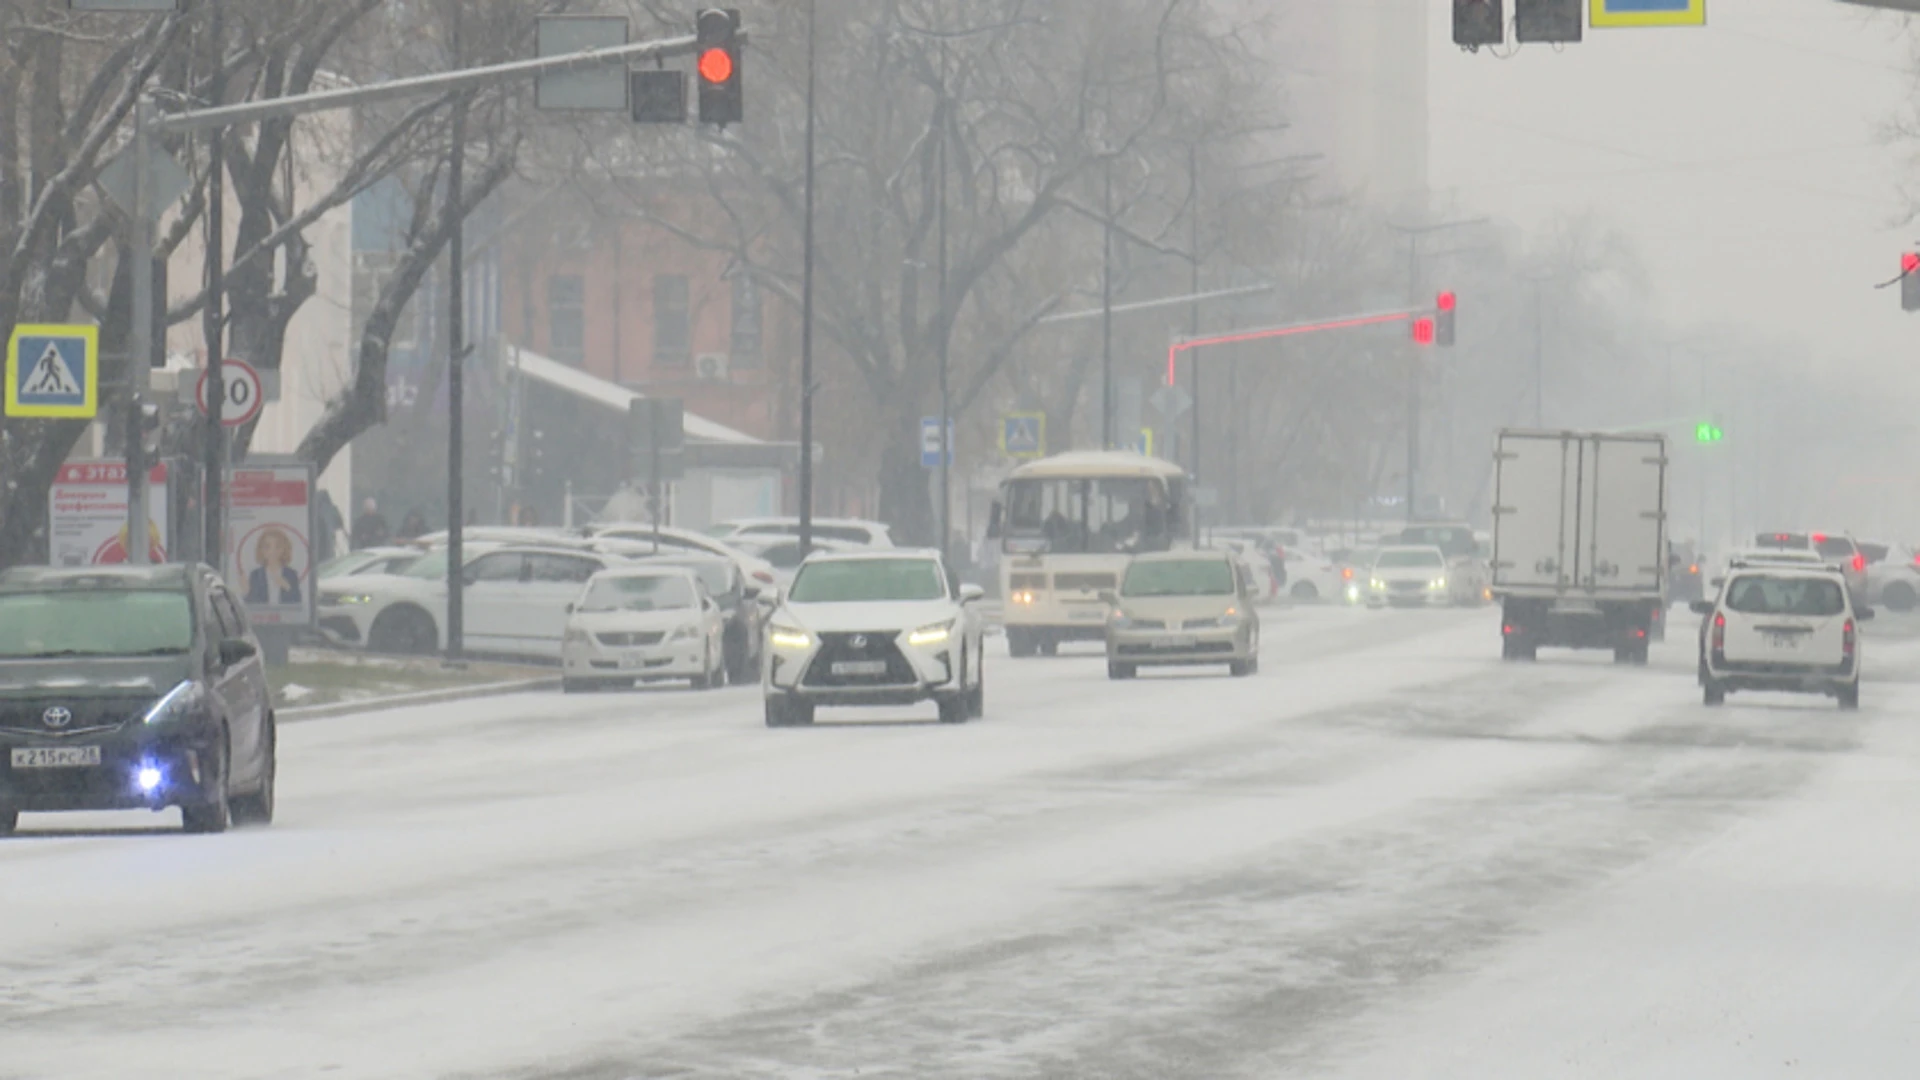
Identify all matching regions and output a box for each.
[1003,477,1177,555]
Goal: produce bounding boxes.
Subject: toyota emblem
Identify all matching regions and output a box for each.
[41,706,73,730]
[850,635,869,650]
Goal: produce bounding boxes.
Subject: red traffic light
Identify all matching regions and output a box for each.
[1904,253,1919,274]
[1437,290,1457,312]
[698,47,734,85]
[1411,317,1436,345]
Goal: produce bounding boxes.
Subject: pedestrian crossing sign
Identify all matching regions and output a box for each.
[1001,412,1046,459]
[6,323,97,419]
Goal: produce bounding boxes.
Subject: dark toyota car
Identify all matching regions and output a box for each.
[0,564,275,835]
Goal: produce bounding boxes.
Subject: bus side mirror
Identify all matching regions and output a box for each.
[987,502,1004,540]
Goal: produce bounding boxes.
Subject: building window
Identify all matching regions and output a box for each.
[653,274,691,369]
[547,274,585,367]
[730,273,762,368]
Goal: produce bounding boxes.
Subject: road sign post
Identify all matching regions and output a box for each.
[195,358,264,427]
[921,416,953,469]
[6,324,98,419]
[1000,413,1046,459]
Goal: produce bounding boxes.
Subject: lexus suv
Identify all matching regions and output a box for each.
[1694,563,1867,709]
[762,551,985,727]
[0,564,276,835]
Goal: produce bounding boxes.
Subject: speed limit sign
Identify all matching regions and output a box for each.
[195,358,264,428]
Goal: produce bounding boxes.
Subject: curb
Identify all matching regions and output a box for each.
[280,677,560,723]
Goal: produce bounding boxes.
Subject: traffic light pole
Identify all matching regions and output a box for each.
[445,2,467,662]
[126,95,155,567]
[797,0,817,557]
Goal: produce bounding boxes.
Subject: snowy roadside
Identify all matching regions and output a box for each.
[273,648,556,721]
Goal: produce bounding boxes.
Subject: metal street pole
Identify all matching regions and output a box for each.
[1405,234,1420,522]
[126,95,155,566]
[1188,142,1201,534]
[797,0,817,557]
[445,4,466,661]
[1532,280,1544,427]
[1101,148,1115,451]
[936,38,951,567]
[202,4,226,569]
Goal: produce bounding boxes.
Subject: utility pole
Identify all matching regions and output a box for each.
[202,3,226,569]
[125,94,155,566]
[1188,142,1201,534]
[1532,280,1544,427]
[936,37,951,567]
[444,0,467,662]
[1101,136,1115,451]
[797,0,818,556]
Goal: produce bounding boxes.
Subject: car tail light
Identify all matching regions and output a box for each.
[1502,623,1516,636]
[1843,618,1856,657]
[1812,533,1827,544]
[1342,567,1355,581]
[1688,563,1699,575]
[1853,553,1866,574]
[1711,612,1726,652]
[753,569,776,585]
[1634,628,1647,639]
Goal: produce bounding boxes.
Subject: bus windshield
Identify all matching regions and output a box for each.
[1002,476,1184,555]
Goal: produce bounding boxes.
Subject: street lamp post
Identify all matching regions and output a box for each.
[798,0,818,557]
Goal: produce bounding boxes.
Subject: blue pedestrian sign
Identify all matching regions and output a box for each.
[920,416,953,468]
[1000,412,1046,460]
[6,323,97,419]
[1590,0,1705,28]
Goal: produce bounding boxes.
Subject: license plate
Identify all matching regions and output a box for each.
[1071,609,1105,621]
[11,746,101,769]
[1765,632,1803,649]
[832,660,888,676]
[1151,635,1197,649]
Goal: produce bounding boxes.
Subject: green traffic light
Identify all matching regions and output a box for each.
[1695,423,1724,443]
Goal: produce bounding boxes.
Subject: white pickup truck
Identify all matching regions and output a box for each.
[1491,430,1669,664]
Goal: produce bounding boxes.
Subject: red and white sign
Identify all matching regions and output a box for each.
[226,463,314,627]
[48,461,169,566]
[196,359,264,428]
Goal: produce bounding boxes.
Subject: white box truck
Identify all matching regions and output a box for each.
[1491,430,1668,664]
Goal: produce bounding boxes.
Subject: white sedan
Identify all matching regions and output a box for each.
[762,551,986,727]
[316,544,628,660]
[560,566,728,693]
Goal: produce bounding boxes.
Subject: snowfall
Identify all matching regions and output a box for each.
[2,606,1916,1079]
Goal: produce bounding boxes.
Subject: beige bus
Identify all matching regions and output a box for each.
[989,451,1193,657]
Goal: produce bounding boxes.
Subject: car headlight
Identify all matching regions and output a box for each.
[1370,578,1387,590]
[1429,577,1448,590]
[1109,610,1134,630]
[1011,589,1037,605]
[907,621,953,647]
[1210,606,1241,628]
[142,680,205,726]
[769,625,812,650]
[322,591,372,606]
[669,623,701,642]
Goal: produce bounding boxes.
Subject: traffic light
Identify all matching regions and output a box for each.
[1902,252,1920,313]
[1694,421,1724,444]
[1435,291,1457,347]
[1515,0,1581,43]
[696,8,742,126]
[1411,316,1436,346]
[1454,0,1505,49]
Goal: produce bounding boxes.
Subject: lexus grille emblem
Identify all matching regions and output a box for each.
[850,635,869,650]
[41,706,72,730]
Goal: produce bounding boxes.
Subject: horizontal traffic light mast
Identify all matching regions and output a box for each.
[1165,292,1458,385]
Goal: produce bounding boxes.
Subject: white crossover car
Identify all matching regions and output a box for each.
[1694,564,1867,709]
[762,551,986,727]
[316,544,628,659]
[561,566,727,693]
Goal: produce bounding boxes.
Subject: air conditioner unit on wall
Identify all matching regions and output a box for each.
[695,353,731,382]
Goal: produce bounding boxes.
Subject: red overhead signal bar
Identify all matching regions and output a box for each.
[1165,308,1419,385]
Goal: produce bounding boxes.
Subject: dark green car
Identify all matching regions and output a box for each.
[0,564,276,835]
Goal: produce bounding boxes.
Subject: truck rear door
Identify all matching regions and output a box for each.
[1492,432,1577,591]
[1578,434,1667,595]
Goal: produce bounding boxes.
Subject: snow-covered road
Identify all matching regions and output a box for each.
[4,606,1918,1079]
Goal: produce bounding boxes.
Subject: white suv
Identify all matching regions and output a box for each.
[1693,565,1869,709]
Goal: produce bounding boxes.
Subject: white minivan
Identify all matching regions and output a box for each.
[1693,564,1868,709]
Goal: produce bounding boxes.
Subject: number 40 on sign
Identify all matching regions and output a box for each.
[196,359,265,428]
